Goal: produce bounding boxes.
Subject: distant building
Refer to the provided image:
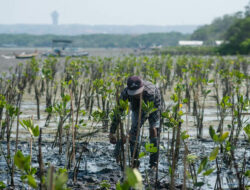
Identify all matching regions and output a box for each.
[150,44,162,49]
[215,41,224,46]
[179,40,203,46]
[51,11,59,25]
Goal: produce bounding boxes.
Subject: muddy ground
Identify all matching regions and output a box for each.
[0,138,249,190]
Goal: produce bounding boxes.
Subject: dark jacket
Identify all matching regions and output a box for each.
[110,80,161,134]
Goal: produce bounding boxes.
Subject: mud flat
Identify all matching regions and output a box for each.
[0,139,249,189]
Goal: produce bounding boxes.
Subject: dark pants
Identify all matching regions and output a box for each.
[129,111,160,168]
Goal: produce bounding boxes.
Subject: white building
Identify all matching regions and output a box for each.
[178,41,203,46]
[215,41,224,46]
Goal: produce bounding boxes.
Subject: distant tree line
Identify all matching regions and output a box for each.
[191,1,250,54]
[0,1,249,54]
[0,32,188,48]
[218,3,250,54]
[190,13,241,45]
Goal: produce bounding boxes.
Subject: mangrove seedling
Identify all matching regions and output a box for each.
[14,150,38,189]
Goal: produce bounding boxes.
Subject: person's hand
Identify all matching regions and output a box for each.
[109,133,117,144]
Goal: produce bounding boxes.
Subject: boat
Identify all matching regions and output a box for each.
[42,40,88,57]
[14,51,38,59]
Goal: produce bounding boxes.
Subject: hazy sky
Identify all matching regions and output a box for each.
[1,0,249,25]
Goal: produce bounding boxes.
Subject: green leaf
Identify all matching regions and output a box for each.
[32,125,40,137]
[0,181,6,189]
[30,168,37,175]
[209,126,215,140]
[206,90,211,95]
[198,157,208,174]
[178,110,183,116]
[58,168,67,174]
[116,181,129,190]
[21,175,28,181]
[209,126,219,142]
[213,134,219,142]
[27,175,37,188]
[139,152,146,159]
[68,80,72,85]
[243,124,250,142]
[145,143,157,153]
[183,98,188,104]
[45,106,53,113]
[244,170,250,178]
[203,168,215,176]
[55,172,68,190]
[62,94,71,103]
[23,156,31,172]
[20,119,39,137]
[142,101,157,115]
[209,147,219,161]
[126,168,142,187]
[181,131,190,140]
[119,99,129,111]
[219,132,229,142]
[14,150,25,170]
[14,150,31,173]
[170,94,178,102]
[225,141,231,152]
[115,182,123,190]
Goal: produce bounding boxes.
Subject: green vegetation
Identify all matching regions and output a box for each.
[153,46,218,55]
[218,16,250,54]
[191,1,250,54]
[0,32,188,48]
[190,13,241,44]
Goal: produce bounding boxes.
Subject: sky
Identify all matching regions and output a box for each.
[1,0,249,25]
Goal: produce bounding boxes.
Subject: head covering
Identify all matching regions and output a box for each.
[127,76,144,96]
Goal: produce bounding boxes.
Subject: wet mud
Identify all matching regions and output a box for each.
[0,138,249,189]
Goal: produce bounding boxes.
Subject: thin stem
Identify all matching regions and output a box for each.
[131,93,142,168]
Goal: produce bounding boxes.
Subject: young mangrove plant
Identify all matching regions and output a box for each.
[162,82,185,190]
[93,77,113,131]
[20,118,40,160]
[42,56,58,127]
[189,58,212,138]
[116,168,143,190]
[53,86,71,154]
[46,166,70,190]
[229,68,249,146]
[25,58,44,120]
[111,98,129,170]
[14,150,38,189]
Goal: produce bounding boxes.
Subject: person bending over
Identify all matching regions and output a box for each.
[109,76,161,168]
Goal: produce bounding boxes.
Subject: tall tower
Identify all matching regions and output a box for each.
[51,11,59,25]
